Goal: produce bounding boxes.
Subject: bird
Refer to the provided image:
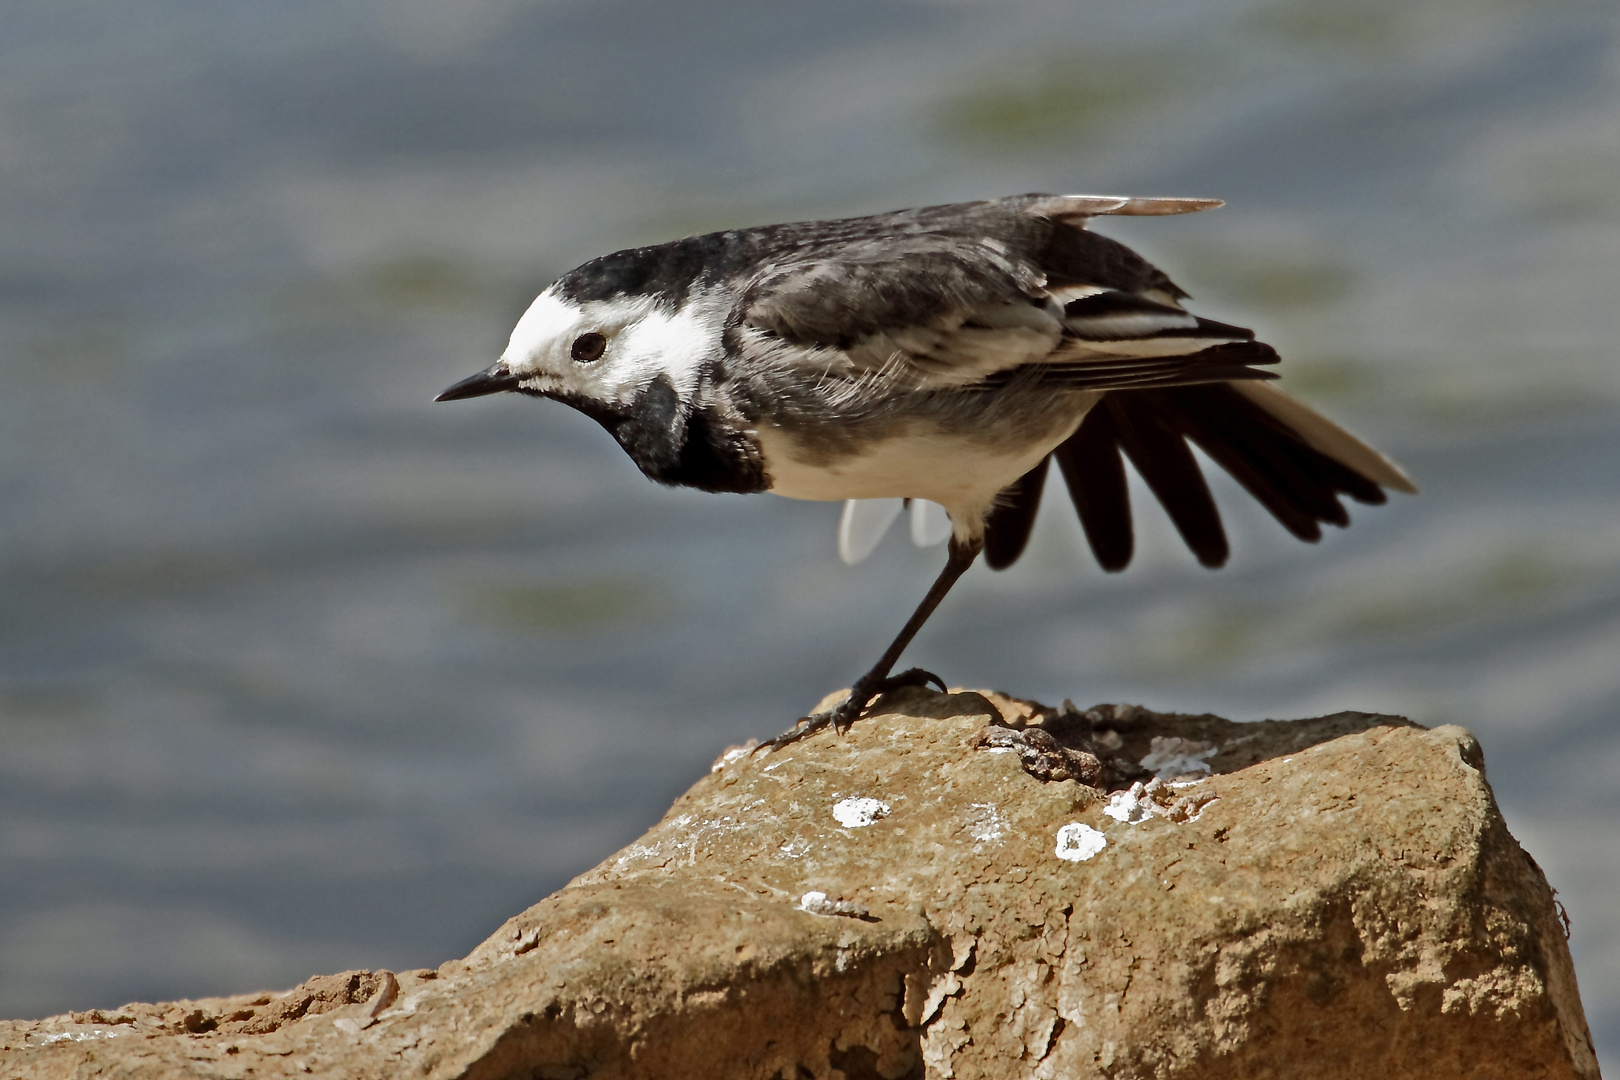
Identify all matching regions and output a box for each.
[435,193,1414,744]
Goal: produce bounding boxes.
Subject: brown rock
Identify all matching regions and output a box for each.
[0,690,1599,1079]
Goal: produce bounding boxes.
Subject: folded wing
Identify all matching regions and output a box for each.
[733,196,1271,396]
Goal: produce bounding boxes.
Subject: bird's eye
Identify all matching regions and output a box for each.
[570,332,607,363]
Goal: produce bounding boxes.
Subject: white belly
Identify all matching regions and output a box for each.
[754,412,1088,525]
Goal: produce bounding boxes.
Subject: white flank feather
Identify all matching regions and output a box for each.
[910,500,953,547]
[838,498,904,564]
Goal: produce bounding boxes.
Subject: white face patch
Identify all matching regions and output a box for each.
[503,290,587,372]
[500,287,723,408]
[613,303,719,397]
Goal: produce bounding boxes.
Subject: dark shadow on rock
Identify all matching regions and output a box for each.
[871,685,1420,791]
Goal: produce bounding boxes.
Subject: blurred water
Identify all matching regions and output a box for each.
[2,0,1618,1063]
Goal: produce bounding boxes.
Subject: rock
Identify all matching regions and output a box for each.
[0,689,1599,1079]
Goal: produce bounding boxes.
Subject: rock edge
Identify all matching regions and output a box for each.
[0,690,1600,1079]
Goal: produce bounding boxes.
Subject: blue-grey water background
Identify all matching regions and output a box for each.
[3,0,1618,1062]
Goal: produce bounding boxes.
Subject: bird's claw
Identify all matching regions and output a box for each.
[878,667,947,695]
[757,709,837,752]
[756,667,948,752]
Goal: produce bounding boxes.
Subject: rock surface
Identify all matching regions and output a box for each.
[0,690,1600,1079]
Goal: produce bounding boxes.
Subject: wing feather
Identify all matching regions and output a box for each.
[733,199,1259,393]
[980,342,1279,393]
[1024,195,1225,221]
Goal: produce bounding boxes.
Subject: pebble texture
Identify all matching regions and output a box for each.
[0,689,1599,1079]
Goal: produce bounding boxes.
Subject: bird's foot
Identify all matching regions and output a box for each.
[861,667,948,714]
[758,667,946,752]
[758,709,837,751]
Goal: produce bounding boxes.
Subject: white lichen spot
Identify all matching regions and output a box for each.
[832,796,890,828]
[1054,822,1107,862]
[1104,779,1219,825]
[1139,736,1218,779]
[965,802,1007,843]
[799,891,870,918]
[610,841,665,869]
[779,838,811,859]
[709,743,754,772]
[1172,795,1216,823]
[1104,784,1156,825]
[35,1030,124,1045]
[611,810,757,870]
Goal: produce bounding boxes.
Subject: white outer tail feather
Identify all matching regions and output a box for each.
[838,498,953,564]
[838,498,903,564]
[910,499,952,547]
[1233,382,1417,494]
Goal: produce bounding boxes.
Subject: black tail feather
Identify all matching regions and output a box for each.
[1055,405,1133,571]
[989,383,1398,572]
[1107,396,1229,568]
[984,455,1050,570]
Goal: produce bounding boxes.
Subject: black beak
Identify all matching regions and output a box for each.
[435,361,521,402]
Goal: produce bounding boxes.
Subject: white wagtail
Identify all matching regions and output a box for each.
[437,194,1414,743]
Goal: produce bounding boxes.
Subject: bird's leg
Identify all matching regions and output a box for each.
[764,535,983,749]
[824,533,985,726]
